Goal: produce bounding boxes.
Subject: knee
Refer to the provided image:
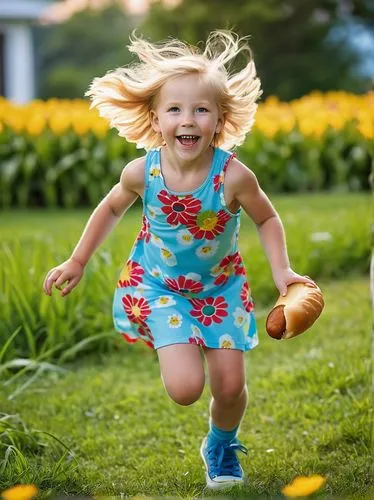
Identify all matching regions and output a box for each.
[164,377,205,406]
[212,380,247,406]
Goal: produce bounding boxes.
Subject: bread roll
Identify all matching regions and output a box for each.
[266,282,324,340]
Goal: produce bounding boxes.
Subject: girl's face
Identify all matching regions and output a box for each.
[150,73,223,162]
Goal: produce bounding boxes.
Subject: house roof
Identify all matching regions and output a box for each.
[0,0,49,21]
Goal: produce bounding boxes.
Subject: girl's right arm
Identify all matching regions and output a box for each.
[43,156,145,297]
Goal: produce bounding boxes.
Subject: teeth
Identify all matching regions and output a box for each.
[179,135,198,139]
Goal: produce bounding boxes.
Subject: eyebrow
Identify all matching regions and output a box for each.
[164,101,212,106]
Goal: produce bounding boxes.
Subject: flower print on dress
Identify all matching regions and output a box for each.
[211,252,246,286]
[219,334,236,349]
[147,204,162,219]
[150,265,162,279]
[157,190,201,225]
[167,313,183,328]
[177,228,194,246]
[232,306,247,328]
[213,171,224,192]
[149,164,161,180]
[137,215,151,243]
[189,324,206,346]
[160,247,177,266]
[137,320,154,348]
[241,281,254,312]
[165,275,204,296]
[150,233,164,248]
[154,295,176,308]
[189,296,228,326]
[117,260,144,288]
[122,295,151,324]
[186,209,231,240]
[196,240,219,259]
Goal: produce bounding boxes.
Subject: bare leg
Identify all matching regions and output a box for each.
[203,347,247,430]
[157,343,205,406]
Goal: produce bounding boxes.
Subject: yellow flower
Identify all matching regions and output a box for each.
[1,484,38,500]
[49,113,70,135]
[281,475,327,498]
[26,115,46,136]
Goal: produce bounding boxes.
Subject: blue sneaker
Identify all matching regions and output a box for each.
[200,436,248,489]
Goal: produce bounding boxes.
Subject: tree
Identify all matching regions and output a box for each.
[139,0,374,100]
[37,1,135,99]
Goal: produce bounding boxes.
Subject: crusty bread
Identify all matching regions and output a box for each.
[266,282,324,340]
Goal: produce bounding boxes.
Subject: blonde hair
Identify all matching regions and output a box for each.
[86,30,262,150]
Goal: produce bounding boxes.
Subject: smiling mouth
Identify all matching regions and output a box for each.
[176,135,200,145]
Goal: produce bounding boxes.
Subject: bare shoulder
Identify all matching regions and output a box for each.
[120,156,146,197]
[224,156,259,194]
[225,156,277,225]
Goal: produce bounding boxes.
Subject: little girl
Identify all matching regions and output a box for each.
[43,30,315,489]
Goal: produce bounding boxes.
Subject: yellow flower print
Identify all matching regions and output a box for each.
[167,313,182,328]
[149,165,161,179]
[219,334,235,349]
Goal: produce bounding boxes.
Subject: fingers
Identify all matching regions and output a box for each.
[60,276,81,297]
[303,275,318,287]
[43,268,63,295]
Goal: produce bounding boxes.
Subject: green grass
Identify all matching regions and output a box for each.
[1,277,372,498]
[0,193,370,365]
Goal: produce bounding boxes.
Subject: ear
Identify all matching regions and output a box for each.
[150,109,161,133]
[215,116,224,134]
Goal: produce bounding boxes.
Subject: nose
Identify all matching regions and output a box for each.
[181,110,195,127]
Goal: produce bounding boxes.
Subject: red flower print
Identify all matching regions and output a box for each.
[122,295,151,324]
[189,336,206,346]
[117,260,144,288]
[187,209,231,240]
[157,190,201,225]
[137,321,154,342]
[121,332,137,343]
[213,172,224,192]
[189,296,228,326]
[241,282,254,312]
[121,329,154,349]
[214,252,246,286]
[137,215,151,243]
[164,275,204,296]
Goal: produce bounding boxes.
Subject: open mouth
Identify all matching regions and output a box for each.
[176,135,200,146]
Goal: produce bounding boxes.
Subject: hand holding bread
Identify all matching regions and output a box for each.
[266,282,324,340]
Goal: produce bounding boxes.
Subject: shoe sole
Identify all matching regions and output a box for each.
[200,438,245,490]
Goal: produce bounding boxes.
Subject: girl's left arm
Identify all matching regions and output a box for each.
[228,158,316,296]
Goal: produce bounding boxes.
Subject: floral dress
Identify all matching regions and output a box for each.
[112,147,258,351]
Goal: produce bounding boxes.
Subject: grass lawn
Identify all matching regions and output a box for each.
[1,276,372,498]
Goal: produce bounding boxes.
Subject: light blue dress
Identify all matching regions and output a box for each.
[112,147,258,351]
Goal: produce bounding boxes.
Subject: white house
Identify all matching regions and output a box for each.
[0,0,49,104]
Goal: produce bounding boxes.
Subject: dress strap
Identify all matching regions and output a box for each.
[223,152,237,173]
[143,148,162,206]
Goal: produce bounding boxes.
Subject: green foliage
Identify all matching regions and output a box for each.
[140,0,374,99]
[37,2,135,99]
[0,126,371,209]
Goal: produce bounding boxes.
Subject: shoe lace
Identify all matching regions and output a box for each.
[207,441,248,478]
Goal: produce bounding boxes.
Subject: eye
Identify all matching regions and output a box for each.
[167,106,180,112]
[196,107,209,113]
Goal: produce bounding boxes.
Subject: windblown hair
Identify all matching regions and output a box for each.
[86,30,262,150]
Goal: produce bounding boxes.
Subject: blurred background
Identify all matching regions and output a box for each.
[1,0,373,102]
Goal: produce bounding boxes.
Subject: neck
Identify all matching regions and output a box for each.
[161,146,214,174]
